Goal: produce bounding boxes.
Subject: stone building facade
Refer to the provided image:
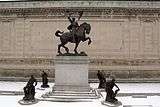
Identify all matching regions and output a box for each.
[0,1,160,81]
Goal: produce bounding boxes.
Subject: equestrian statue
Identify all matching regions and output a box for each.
[55,11,92,55]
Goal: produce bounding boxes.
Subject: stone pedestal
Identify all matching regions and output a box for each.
[53,56,90,92]
[41,55,99,101]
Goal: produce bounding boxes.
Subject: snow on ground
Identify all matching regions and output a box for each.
[91,83,160,93]
[118,96,160,107]
[0,82,54,92]
[1,82,160,94]
[0,82,160,107]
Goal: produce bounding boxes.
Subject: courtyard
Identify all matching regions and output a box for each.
[0,81,159,107]
[0,1,160,107]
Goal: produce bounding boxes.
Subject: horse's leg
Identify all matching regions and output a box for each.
[58,44,63,54]
[74,42,79,54]
[84,37,92,45]
[62,45,69,53]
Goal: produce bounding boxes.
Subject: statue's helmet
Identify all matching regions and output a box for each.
[112,78,115,82]
[72,17,75,21]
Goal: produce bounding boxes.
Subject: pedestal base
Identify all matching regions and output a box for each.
[54,56,90,92]
[53,85,90,92]
[41,56,99,101]
[101,100,122,107]
[41,84,49,88]
[41,89,100,102]
[18,99,39,105]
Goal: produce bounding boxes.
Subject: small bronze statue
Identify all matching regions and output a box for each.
[105,78,120,103]
[41,71,49,88]
[23,75,37,101]
[97,70,106,88]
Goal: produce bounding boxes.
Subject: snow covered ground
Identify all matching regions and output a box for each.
[0,82,160,107]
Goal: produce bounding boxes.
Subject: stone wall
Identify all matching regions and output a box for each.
[0,1,160,80]
[1,17,160,59]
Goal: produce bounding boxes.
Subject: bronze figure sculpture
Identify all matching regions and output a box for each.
[105,78,120,103]
[23,75,37,101]
[97,70,106,89]
[55,11,92,55]
[41,71,49,88]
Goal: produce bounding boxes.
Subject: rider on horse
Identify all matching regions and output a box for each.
[67,11,83,42]
[55,11,91,54]
[67,17,79,42]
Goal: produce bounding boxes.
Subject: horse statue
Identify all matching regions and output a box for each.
[55,22,92,55]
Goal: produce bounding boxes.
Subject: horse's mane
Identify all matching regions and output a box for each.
[80,22,87,27]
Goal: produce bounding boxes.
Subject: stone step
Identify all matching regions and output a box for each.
[53,90,95,94]
[53,85,90,92]
[39,97,93,102]
[45,93,96,96]
[41,89,99,100]
[42,95,98,99]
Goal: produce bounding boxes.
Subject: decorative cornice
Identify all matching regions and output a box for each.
[0,1,160,9]
[0,8,160,18]
[0,1,160,18]
[139,16,159,23]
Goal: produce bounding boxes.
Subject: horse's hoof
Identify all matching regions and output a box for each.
[74,51,78,55]
[58,52,62,55]
[88,41,92,45]
[66,51,69,53]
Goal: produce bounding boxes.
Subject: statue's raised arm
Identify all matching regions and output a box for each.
[68,16,73,23]
[78,11,83,21]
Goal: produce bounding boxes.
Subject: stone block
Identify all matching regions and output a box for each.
[53,56,90,92]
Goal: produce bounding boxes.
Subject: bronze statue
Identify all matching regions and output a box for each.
[97,70,106,88]
[105,78,120,103]
[41,71,49,88]
[55,11,92,55]
[23,75,37,101]
[67,11,83,42]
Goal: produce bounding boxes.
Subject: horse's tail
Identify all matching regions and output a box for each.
[55,30,63,37]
